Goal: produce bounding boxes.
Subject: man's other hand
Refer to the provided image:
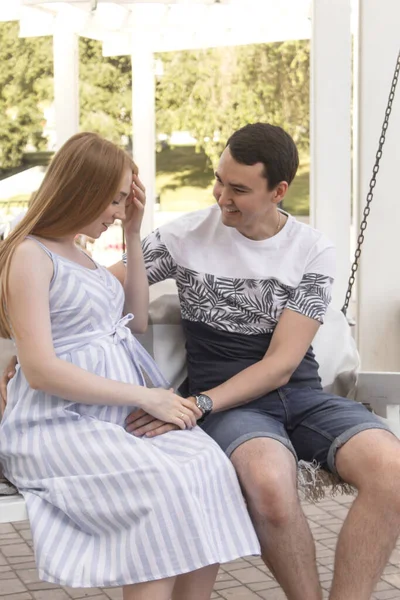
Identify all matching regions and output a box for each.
[0,355,17,418]
[125,408,180,437]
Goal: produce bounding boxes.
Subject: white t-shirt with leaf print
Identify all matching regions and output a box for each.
[124,204,336,336]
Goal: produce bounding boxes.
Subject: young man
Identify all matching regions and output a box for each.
[3,123,400,599]
[121,123,400,600]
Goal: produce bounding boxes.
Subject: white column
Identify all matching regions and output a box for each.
[53,13,79,149]
[309,0,352,310]
[354,0,400,371]
[131,36,156,237]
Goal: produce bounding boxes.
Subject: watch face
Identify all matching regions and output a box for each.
[197,394,213,413]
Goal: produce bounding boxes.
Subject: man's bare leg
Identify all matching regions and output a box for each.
[231,438,322,600]
[330,430,400,600]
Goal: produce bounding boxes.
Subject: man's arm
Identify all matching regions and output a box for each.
[203,264,334,410]
[126,241,335,436]
[200,308,320,411]
[108,229,177,289]
[200,248,334,411]
[0,356,17,417]
[126,308,319,436]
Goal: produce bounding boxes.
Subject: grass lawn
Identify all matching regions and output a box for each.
[156,145,310,215]
[283,158,310,216]
[156,145,215,212]
[0,145,310,217]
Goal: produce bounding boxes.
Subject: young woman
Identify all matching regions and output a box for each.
[0,133,259,600]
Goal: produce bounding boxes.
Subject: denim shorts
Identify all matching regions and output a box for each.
[200,386,392,474]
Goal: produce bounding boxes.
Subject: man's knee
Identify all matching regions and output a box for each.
[336,429,400,504]
[231,438,299,527]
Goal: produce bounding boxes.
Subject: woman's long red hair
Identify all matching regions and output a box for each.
[0,132,137,338]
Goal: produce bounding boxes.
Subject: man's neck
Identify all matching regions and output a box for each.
[236,212,288,241]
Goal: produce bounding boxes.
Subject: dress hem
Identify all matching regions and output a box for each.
[37,547,261,588]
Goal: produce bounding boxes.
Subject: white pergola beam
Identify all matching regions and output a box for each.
[22,0,231,4]
[310,0,352,310]
[19,6,55,37]
[102,24,311,56]
[0,5,20,21]
[13,1,311,50]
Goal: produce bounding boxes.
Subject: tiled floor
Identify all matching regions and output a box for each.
[1,493,400,599]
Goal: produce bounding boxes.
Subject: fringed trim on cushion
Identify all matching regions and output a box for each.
[0,477,18,496]
[298,460,356,502]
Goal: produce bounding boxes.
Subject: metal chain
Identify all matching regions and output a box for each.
[342,49,400,315]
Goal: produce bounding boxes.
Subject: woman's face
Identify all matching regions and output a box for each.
[81,168,132,239]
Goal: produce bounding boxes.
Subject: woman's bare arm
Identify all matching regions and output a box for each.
[5,240,200,428]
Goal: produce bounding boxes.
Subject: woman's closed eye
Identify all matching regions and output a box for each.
[112,194,126,206]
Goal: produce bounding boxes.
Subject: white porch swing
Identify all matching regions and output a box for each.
[1,48,400,523]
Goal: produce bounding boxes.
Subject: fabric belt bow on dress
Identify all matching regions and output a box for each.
[53,313,170,389]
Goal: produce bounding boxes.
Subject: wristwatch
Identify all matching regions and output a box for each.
[195,393,213,420]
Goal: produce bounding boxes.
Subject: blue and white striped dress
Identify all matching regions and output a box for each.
[0,239,260,588]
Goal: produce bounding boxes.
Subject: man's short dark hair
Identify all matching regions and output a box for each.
[226,123,299,190]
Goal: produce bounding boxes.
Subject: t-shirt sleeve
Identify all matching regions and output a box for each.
[286,238,336,324]
[122,229,177,285]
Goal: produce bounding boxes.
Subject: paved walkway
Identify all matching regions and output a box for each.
[1,493,400,599]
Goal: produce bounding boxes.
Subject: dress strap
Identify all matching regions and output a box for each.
[26,235,54,259]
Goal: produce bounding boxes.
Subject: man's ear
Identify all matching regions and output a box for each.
[272,181,289,205]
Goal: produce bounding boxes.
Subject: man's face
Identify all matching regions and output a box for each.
[213,147,279,239]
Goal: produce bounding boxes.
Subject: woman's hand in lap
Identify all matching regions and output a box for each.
[128,389,203,434]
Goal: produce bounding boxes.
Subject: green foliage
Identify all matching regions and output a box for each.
[0,27,133,170]
[0,25,310,216]
[79,38,132,144]
[155,41,310,166]
[0,22,53,170]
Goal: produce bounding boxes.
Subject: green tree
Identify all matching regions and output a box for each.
[0,23,309,175]
[155,41,310,166]
[0,22,53,171]
[79,38,132,145]
[0,27,133,171]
